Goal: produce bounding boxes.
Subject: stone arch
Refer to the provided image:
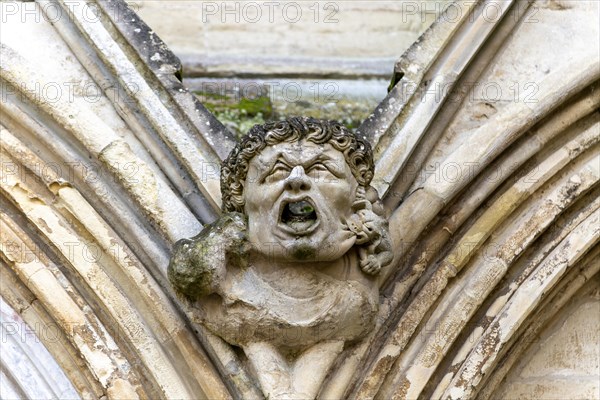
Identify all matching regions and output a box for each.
[1,0,598,398]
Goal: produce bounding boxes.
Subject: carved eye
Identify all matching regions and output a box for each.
[308,163,327,172]
[307,163,326,176]
[264,162,291,183]
[308,163,339,180]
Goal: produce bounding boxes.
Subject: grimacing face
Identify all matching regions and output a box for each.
[243,140,359,262]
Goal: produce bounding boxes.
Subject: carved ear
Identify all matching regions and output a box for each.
[354,185,366,201]
[365,185,386,217]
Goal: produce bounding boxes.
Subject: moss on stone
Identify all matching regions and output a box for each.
[194,88,378,139]
[194,90,274,139]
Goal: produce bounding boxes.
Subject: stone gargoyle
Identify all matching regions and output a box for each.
[168,117,393,399]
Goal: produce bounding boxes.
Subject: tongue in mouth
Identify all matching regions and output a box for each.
[281,200,318,232]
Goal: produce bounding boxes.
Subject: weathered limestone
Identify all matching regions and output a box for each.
[1,0,598,399]
[0,297,80,399]
[494,274,600,400]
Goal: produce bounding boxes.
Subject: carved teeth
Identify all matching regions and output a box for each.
[281,200,318,231]
[288,201,314,218]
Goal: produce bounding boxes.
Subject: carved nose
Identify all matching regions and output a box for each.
[284,166,312,192]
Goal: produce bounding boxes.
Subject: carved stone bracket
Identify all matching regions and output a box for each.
[169,117,393,399]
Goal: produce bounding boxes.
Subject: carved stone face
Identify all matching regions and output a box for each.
[244,140,358,261]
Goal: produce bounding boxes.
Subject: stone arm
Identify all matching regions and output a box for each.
[168,212,248,300]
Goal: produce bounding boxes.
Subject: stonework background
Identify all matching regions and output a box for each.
[134,0,442,69]
[1,1,598,399]
[132,1,446,136]
[497,286,600,400]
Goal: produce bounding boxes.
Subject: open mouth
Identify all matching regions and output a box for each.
[280,199,318,233]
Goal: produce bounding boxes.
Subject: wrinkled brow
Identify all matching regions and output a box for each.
[278,149,327,167]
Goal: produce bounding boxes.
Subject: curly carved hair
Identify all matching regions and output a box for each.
[220,117,375,213]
